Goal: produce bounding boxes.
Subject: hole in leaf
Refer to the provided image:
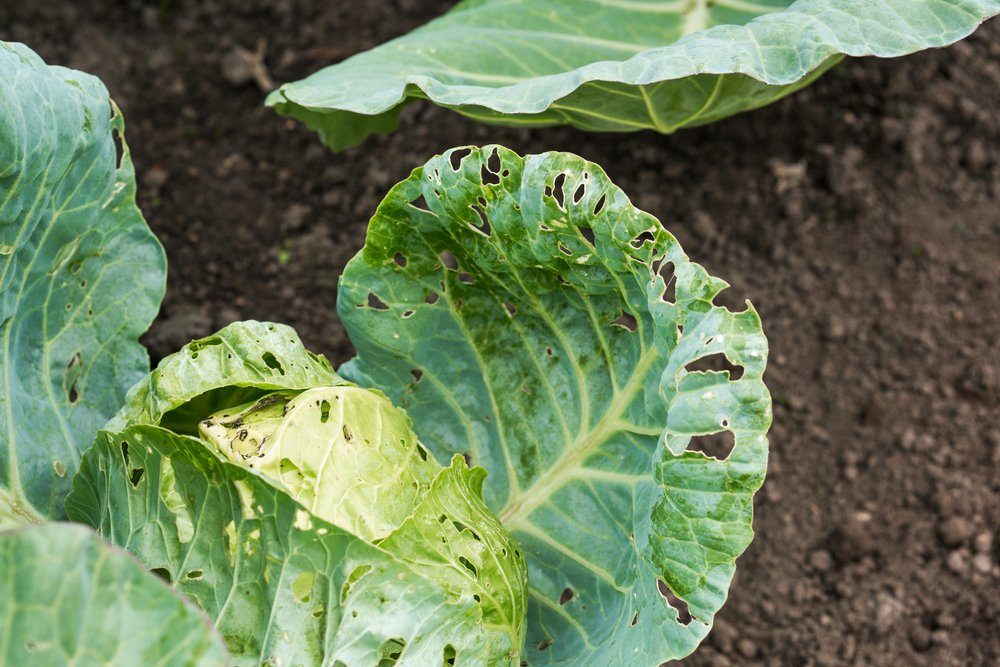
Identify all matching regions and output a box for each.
[594,194,607,215]
[185,569,203,580]
[262,352,285,375]
[652,258,677,303]
[402,309,414,318]
[503,302,516,316]
[545,347,553,356]
[558,243,572,256]
[470,205,491,235]
[657,580,692,625]
[439,250,458,271]
[121,441,130,465]
[487,147,501,174]
[129,467,145,487]
[480,164,500,186]
[685,353,744,381]
[416,444,429,461]
[559,587,574,605]
[340,564,372,604]
[631,611,639,626]
[319,400,331,424]
[443,644,457,666]
[450,148,472,171]
[573,183,586,204]
[65,352,82,404]
[411,369,423,383]
[551,173,566,208]
[394,252,407,267]
[424,292,439,304]
[458,272,474,284]
[686,431,736,461]
[579,226,596,246]
[367,293,390,310]
[713,288,746,312]
[111,125,124,170]
[611,311,638,332]
[631,230,655,248]
[151,567,172,583]
[458,556,478,578]
[537,639,552,651]
[409,194,430,212]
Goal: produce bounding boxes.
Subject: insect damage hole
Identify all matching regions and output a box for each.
[579,226,596,246]
[111,124,124,170]
[366,293,390,310]
[410,368,423,383]
[593,193,607,215]
[393,252,407,267]
[503,302,516,317]
[480,163,500,185]
[559,587,574,605]
[487,147,501,174]
[652,257,677,303]
[550,173,567,208]
[262,352,285,375]
[449,147,472,171]
[443,644,457,666]
[657,580,692,625]
[685,431,736,460]
[439,250,458,271]
[424,292,439,304]
[409,194,431,212]
[64,352,82,404]
[537,639,552,651]
[573,182,586,204]
[685,352,744,381]
[610,310,638,332]
[129,467,145,487]
[470,204,492,236]
[631,229,655,248]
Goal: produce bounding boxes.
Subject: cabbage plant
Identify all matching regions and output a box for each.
[3,38,773,667]
[268,0,1000,150]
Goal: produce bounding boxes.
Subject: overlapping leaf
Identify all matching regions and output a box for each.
[337,146,771,663]
[69,321,527,666]
[0,522,227,666]
[268,0,1000,150]
[0,42,165,526]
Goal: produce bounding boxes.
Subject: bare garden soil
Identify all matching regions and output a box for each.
[4,1,998,665]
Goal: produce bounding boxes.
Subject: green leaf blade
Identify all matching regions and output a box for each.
[338,146,772,663]
[0,522,228,666]
[0,42,165,526]
[268,0,999,149]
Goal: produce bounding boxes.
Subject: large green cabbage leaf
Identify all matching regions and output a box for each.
[337,146,771,663]
[268,0,999,150]
[0,522,228,666]
[0,42,165,527]
[68,321,528,666]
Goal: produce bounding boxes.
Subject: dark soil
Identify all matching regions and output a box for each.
[5,2,998,665]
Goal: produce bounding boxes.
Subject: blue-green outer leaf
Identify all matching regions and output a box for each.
[268,0,1000,150]
[0,42,165,526]
[0,522,228,666]
[338,146,771,663]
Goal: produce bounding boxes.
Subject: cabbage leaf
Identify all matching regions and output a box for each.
[337,146,771,663]
[67,321,527,666]
[268,0,1000,150]
[0,522,227,666]
[0,42,165,527]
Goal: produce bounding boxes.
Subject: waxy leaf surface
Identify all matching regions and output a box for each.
[0,522,227,666]
[0,42,164,526]
[338,146,772,663]
[269,0,1000,150]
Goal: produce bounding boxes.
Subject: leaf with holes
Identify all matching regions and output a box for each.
[0,522,228,665]
[68,320,528,666]
[267,0,999,150]
[0,42,165,527]
[337,146,771,663]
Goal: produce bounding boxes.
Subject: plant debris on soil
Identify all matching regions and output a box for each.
[3,2,997,665]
